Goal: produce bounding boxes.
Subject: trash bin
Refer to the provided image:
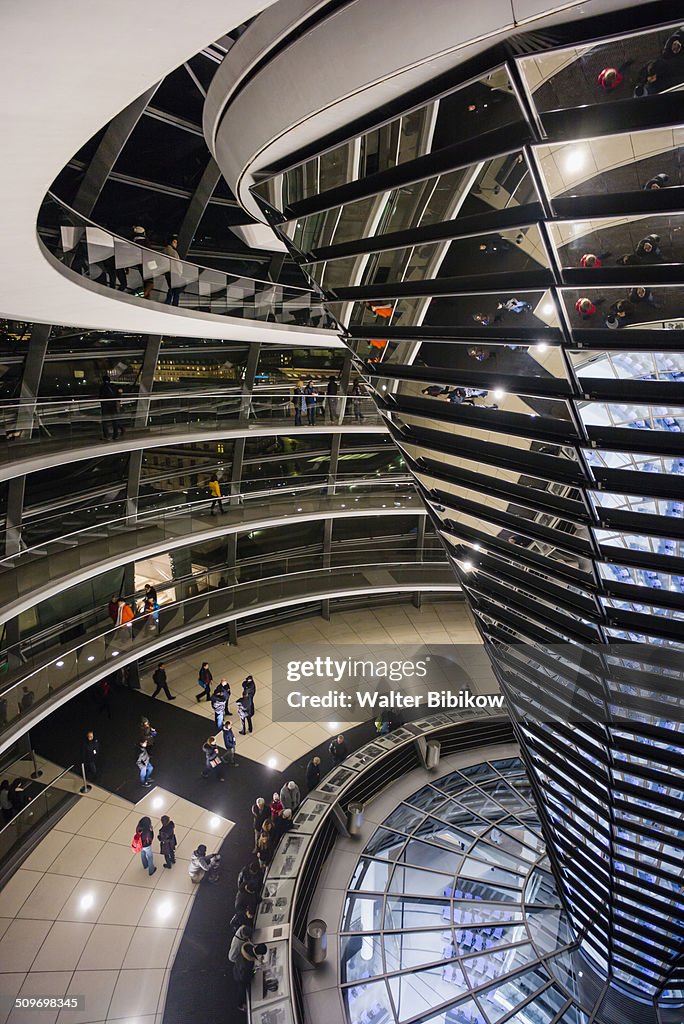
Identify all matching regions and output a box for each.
[348,802,365,835]
[307,919,327,964]
[426,740,441,769]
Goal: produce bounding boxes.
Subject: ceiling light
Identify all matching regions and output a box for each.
[463,560,474,572]
[494,389,505,401]
[56,660,64,668]
[473,544,481,551]
[210,815,221,829]
[157,900,173,919]
[79,893,95,910]
[564,149,586,174]
[542,303,554,316]
[87,655,95,662]
[267,757,277,769]
[535,342,548,353]
[111,650,119,657]
[152,796,164,809]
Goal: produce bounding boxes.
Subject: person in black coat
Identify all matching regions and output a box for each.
[237,861,263,892]
[305,756,321,792]
[202,737,224,782]
[81,730,99,780]
[196,662,213,703]
[329,734,348,766]
[211,683,229,731]
[158,815,177,869]
[235,882,260,917]
[251,798,269,849]
[242,675,257,710]
[151,662,175,701]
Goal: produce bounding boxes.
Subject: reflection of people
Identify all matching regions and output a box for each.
[662,27,684,59]
[628,286,658,308]
[575,297,598,320]
[597,67,623,91]
[99,374,124,440]
[208,474,224,515]
[163,235,183,305]
[643,173,670,190]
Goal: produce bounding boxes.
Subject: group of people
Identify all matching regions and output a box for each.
[131,813,220,880]
[472,297,532,327]
[596,25,684,97]
[197,666,256,733]
[292,378,365,425]
[107,583,161,641]
[575,284,660,328]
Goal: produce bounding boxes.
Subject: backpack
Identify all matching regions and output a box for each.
[328,740,337,758]
[131,831,143,853]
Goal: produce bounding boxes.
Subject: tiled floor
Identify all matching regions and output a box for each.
[0,768,233,1024]
[139,600,481,771]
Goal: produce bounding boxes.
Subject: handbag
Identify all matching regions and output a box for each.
[210,756,222,769]
[131,831,143,853]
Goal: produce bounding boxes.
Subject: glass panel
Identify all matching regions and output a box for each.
[388,962,469,1021]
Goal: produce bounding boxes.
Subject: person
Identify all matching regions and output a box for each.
[479,238,511,257]
[633,59,667,97]
[196,662,213,703]
[304,379,317,426]
[256,821,274,868]
[305,755,321,792]
[132,225,156,299]
[575,297,597,320]
[222,720,239,766]
[234,941,267,1012]
[270,792,283,819]
[662,26,684,59]
[139,716,157,750]
[350,379,364,422]
[134,816,156,875]
[251,797,269,849]
[422,384,449,397]
[242,675,256,712]
[369,302,393,319]
[220,677,232,713]
[115,598,135,639]
[158,814,177,869]
[9,779,28,814]
[211,683,229,731]
[151,662,175,700]
[635,234,663,261]
[202,736,224,782]
[628,286,658,308]
[497,297,531,315]
[329,733,348,765]
[597,67,623,91]
[325,376,339,422]
[273,807,293,842]
[279,780,300,813]
[228,924,253,965]
[81,730,99,780]
[236,696,253,735]
[0,779,13,823]
[467,346,492,362]
[19,686,34,714]
[137,741,154,787]
[237,862,263,892]
[163,235,183,306]
[607,299,633,327]
[188,844,221,883]
[142,584,159,626]
[579,253,604,268]
[107,595,119,623]
[208,474,224,515]
[472,312,492,326]
[235,881,260,918]
[292,380,306,426]
[99,373,124,440]
[96,677,112,718]
[643,173,670,190]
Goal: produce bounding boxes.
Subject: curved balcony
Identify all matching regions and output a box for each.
[0,391,384,482]
[0,559,459,753]
[38,192,336,331]
[0,479,422,623]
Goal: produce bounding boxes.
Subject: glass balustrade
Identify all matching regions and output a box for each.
[0,763,80,869]
[0,559,457,741]
[38,192,336,329]
[0,390,382,458]
[0,476,415,570]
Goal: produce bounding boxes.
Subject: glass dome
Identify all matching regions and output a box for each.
[341,756,589,1024]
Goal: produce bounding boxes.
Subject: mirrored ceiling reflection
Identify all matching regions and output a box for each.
[517,21,684,115]
[305,225,549,294]
[281,152,538,258]
[536,128,684,200]
[253,67,523,214]
[561,286,684,330]
[328,290,558,332]
[549,213,684,272]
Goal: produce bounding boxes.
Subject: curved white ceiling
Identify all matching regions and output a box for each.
[0,0,339,346]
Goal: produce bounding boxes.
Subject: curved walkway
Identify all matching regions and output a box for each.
[0,484,423,623]
[0,0,338,345]
[0,415,385,483]
[0,562,459,754]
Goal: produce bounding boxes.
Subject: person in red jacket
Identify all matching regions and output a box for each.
[597,67,623,91]
[575,297,597,319]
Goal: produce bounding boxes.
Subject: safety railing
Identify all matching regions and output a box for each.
[0,763,79,870]
[1,476,415,570]
[38,192,336,329]
[0,560,458,744]
[0,389,382,459]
